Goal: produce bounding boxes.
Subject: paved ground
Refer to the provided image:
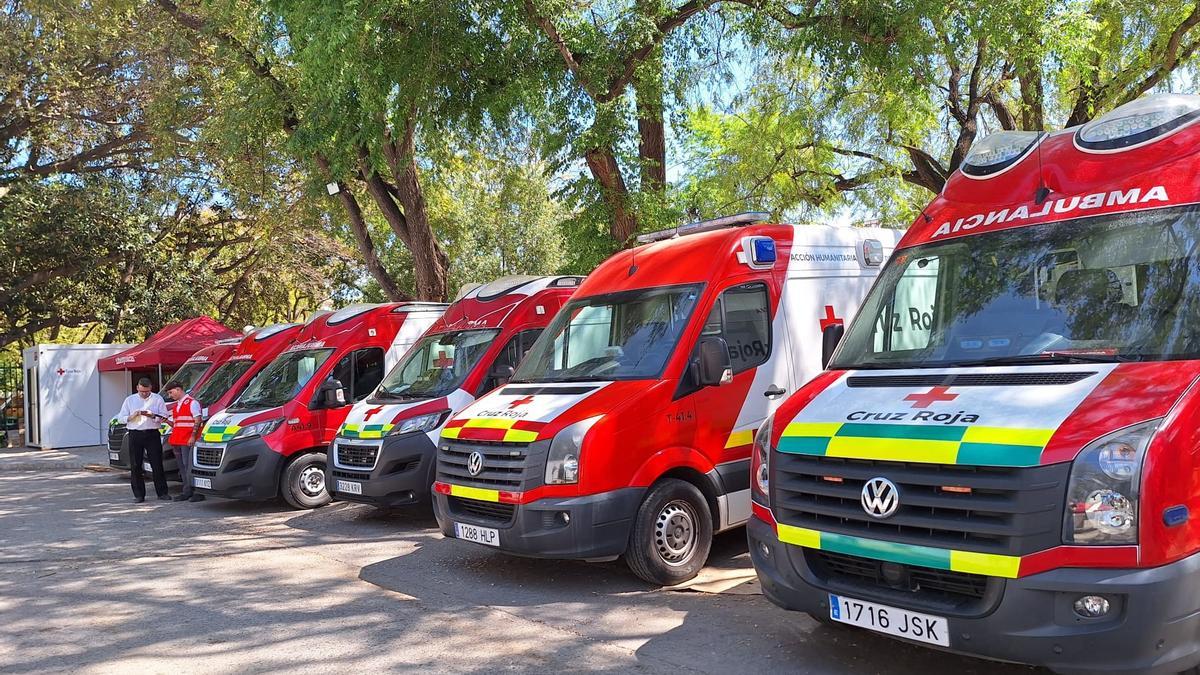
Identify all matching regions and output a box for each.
[0,463,1041,674]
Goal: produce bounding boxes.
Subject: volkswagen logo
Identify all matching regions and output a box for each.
[466,451,484,477]
[861,477,900,519]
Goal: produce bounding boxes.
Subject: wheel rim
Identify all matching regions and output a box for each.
[298,464,325,498]
[654,499,698,567]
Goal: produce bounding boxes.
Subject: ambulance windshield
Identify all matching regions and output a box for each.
[231,348,334,410]
[194,360,255,406]
[376,329,500,399]
[832,205,1200,369]
[514,284,702,382]
[169,362,212,393]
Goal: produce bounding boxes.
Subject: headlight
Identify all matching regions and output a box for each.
[233,418,285,439]
[388,410,449,436]
[545,416,601,485]
[1064,419,1160,545]
[752,415,773,502]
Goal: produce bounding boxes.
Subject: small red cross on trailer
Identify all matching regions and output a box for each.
[819,305,844,331]
[904,386,959,408]
[507,395,535,409]
[362,406,385,421]
[433,351,455,369]
[56,368,65,376]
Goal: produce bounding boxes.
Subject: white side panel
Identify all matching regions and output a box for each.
[33,345,131,448]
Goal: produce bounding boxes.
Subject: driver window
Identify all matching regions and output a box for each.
[351,348,385,401]
[873,256,939,353]
[482,329,544,393]
[709,283,771,374]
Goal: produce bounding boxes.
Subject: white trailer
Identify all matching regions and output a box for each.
[22,344,133,449]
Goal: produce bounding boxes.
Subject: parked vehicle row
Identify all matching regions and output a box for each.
[127,92,1200,675]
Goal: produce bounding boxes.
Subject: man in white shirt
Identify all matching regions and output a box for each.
[116,377,171,503]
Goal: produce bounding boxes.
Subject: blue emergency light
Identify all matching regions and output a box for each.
[751,237,777,266]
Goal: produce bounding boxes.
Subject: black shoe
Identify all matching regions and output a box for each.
[157,494,171,501]
[173,494,190,502]
[189,494,206,502]
[133,497,145,504]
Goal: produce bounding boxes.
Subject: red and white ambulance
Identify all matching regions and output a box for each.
[749,94,1200,674]
[192,303,446,508]
[327,276,582,508]
[190,322,302,419]
[107,337,242,473]
[432,216,902,584]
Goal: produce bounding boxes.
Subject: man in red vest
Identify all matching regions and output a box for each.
[163,380,205,502]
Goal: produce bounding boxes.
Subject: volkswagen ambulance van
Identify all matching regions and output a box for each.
[192,303,445,508]
[433,215,902,584]
[749,94,1200,674]
[327,276,582,508]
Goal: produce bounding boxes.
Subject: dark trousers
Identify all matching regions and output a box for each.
[129,429,168,499]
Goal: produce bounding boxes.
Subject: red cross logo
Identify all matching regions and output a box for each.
[56,368,65,376]
[433,351,455,369]
[362,406,384,421]
[904,386,959,408]
[819,305,844,331]
[507,395,535,409]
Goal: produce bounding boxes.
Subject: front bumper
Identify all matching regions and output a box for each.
[748,517,1200,675]
[433,487,645,560]
[109,429,180,479]
[190,435,284,502]
[326,433,437,508]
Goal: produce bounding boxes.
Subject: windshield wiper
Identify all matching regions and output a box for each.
[946,353,1136,367]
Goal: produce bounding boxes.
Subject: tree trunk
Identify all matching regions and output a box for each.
[316,156,407,302]
[634,50,667,194]
[393,154,449,301]
[585,146,639,245]
[1017,57,1044,131]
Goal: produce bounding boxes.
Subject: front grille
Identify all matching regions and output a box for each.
[811,550,988,602]
[108,425,126,453]
[438,440,529,490]
[336,443,378,469]
[449,496,515,524]
[772,454,1069,557]
[846,372,1095,388]
[195,445,224,468]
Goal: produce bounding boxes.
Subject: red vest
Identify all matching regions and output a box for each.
[168,395,201,445]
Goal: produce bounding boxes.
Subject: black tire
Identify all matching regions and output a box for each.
[625,478,713,586]
[281,451,331,509]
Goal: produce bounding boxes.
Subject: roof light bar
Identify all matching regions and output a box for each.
[961,131,1044,179]
[636,211,771,244]
[1075,93,1200,153]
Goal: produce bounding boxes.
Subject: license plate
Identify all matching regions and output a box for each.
[335,479,362,495]
[829,594,949,646]
[143,462,153,472]
[454,522,500,547]
[193,477,211,490]
[109,452,120,461]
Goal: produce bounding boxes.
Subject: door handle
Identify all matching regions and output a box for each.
[764,385,786,399]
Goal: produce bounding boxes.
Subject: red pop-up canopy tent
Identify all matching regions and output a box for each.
[98,317,239,376]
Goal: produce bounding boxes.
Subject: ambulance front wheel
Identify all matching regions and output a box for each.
[625,479,713,586]
[282,451,332,509]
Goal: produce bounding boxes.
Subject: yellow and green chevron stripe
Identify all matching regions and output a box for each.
[339,423,394,440]
[778,422,1054,466]
[201,424,241,443]
[777,523,1021,578]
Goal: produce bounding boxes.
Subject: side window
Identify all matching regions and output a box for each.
[351,348,385,401]
[718,283,771,373]
[873,257,939,353]
[481,329,544,394]
[327,353,353,397]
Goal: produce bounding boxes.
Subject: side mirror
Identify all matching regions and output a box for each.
[821,324,845,369]
[696,336,734,387]
[320,379,347,408]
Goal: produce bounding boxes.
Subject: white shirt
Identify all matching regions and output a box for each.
[117,392,169,431]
